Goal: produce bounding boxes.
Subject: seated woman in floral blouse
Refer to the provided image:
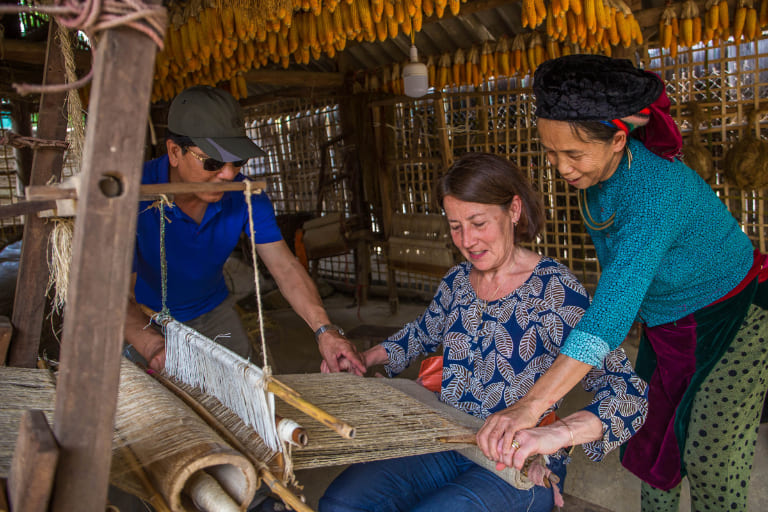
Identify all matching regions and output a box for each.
[319,152,648,512]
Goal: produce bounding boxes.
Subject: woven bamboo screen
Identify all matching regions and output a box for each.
[242,96,362,281]
[650,39,768,252]
[374,78,601,290]
[377,38,768,293]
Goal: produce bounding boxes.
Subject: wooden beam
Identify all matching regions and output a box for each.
[49,12,162,512]
[7,410,59,512]
[25,180,268,201]
[0,317,11,366]
[8,25,70,369]
[243,69,344,88]
[0,39,91,70]
[0,200,56,220]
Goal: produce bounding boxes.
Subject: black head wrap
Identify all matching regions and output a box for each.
[533,55,664,121]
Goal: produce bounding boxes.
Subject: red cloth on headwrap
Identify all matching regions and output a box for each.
[636,72,682,161]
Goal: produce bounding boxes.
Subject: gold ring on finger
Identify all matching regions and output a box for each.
[511,439,521,450]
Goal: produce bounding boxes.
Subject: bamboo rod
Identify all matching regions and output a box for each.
[436,433,477,444]
[266,378,356,440]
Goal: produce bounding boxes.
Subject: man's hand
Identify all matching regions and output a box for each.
[317,330,366,375]
[137,333,166,372]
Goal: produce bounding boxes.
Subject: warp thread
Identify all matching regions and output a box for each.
[163,318,282,453]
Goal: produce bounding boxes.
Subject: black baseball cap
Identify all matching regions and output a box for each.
[167,85,265,161]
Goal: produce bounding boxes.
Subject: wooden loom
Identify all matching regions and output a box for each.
[4,152,493,511]
[0,363,483,512]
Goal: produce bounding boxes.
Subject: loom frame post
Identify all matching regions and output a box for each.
[7,23,70,368]
[40,7,165,511]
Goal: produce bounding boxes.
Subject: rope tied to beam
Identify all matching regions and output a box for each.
[0,0,167,96]
[0,130,69,151]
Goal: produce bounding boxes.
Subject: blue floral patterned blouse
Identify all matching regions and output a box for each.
[382,257,648,461]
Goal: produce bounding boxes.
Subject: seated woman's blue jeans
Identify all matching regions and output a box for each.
[318,450,566,512]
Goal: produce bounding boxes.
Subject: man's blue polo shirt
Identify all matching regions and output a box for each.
[133,155,283,321]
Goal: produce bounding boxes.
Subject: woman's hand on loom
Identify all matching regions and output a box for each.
[492,422,572,471]
[317,330,366,376]
[476,402,541,467]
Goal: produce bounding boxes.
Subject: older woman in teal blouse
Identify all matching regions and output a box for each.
[490,55,768,512]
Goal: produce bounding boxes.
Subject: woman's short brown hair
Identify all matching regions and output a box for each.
[435,153,545,243]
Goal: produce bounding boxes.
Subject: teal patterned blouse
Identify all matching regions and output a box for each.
[382,258,648,461]
[561,138,754,367]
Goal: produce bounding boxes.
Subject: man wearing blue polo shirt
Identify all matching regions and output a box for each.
[124,85,364,376]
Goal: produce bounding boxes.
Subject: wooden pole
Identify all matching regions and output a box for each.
[7,24,69,368]
[49,10,163,511]
[7,410,59,512]
[9,99,34,188]
[0,317,11,365]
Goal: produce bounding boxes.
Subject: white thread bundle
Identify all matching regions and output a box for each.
[163,319,281,452]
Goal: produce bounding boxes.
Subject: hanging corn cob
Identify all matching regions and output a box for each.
[437,53,451,90]
[680,0,702,47]
[467,46,481,88]
[659,4,679,53]
[152,0,471,103]
[154,0,664,103]
[453,48,465,87]
[745,0,759,39]
[496,36,511,77]
[733,0,758,40]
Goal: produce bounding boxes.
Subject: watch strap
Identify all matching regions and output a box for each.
[314,323,345,340]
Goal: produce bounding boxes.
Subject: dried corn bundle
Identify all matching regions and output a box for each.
[681,102,715,183]
[679,0,702,47]
[703,0,730,44]
[152,0,467,102]
[733,0,759,41]
[723,108,768,190]
[658,4,679,55]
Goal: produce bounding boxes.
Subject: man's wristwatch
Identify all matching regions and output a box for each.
[314,323,345,341]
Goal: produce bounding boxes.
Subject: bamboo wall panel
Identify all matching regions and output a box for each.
[243,97,358,282]
[0,113,84,241]
[368,38,768,292]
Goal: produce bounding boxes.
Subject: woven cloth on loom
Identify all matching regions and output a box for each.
[0,366,56,478]
[276,373,533,488]
[275,374,474,465]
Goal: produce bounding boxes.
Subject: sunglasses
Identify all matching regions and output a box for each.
[186,148,248,172]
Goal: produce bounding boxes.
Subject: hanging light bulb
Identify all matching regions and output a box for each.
[402,27,428,98]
